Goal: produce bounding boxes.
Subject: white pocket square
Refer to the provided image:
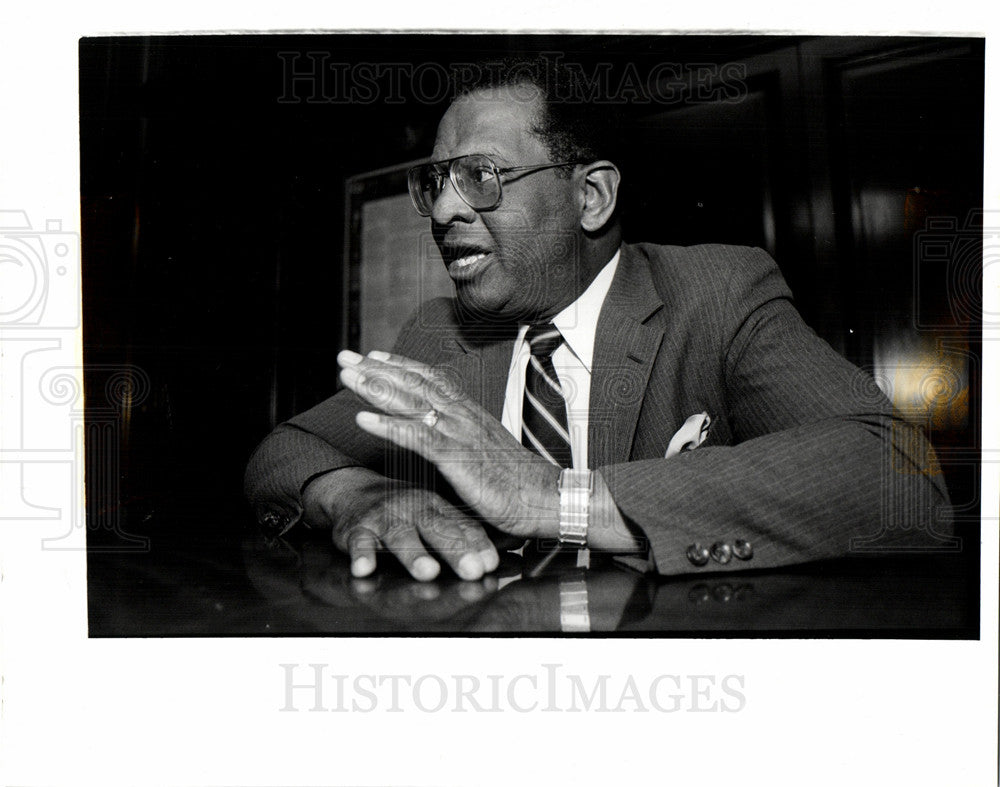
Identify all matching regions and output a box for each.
[665,412,712,458]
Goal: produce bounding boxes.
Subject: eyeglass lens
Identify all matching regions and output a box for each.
[409,154,501,216]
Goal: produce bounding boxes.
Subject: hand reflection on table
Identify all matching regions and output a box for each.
[240,532,969,635]
[243,535,648,632]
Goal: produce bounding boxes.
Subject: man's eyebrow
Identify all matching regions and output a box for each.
[428,149,515,167]
[481,148,513,165]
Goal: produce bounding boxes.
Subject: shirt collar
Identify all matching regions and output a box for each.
[549,249,621,373]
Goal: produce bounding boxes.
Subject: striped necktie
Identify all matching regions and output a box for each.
[521,324,573,468]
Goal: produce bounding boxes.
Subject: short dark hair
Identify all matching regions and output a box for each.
[450,55,619,173]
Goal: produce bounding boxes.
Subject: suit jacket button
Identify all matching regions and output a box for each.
[733,539,754,560]
[686,543,710,567]
[710,542,733,564]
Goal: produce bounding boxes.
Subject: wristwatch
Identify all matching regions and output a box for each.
[557,468,593,546]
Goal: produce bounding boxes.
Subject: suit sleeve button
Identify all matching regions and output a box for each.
[259,509,289,536]
[686,543,710,566]
[710,542,733,564]
[733,539,754,560]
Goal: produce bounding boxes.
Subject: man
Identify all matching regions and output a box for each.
[245,59,951,582]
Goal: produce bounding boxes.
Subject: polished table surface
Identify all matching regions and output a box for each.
[88,527,977,637]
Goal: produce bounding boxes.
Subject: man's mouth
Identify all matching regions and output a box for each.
[441,245,494,279]
[453,251,490,269]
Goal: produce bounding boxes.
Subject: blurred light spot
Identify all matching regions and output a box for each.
[874,337,968,430]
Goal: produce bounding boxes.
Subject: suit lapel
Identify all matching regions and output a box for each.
[449,326,516,421]
[476,337,516,420]
[589,245,665,467]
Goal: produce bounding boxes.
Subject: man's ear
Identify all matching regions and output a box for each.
[579,161,621,233]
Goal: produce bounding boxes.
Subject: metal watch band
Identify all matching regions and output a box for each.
[558,468,593,546]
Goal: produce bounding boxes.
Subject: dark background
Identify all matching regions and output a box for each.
[80,35,983,579]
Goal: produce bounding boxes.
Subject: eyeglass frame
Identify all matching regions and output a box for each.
[407,153,586,217]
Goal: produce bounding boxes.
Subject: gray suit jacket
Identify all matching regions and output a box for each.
[244,243,952,575]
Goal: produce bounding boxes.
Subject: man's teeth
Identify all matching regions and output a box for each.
[454,252,489,268]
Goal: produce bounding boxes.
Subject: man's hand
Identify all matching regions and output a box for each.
[302,466,499,581]
[337,349,562,540]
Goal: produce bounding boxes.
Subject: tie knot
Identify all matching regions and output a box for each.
[526,324,563,358]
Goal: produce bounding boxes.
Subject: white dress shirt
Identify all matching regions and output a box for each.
[500,250,621,468]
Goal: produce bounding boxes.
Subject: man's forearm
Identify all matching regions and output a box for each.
[588,470,645,552]
[599,413,953,575]
[301,466,388,529]
[244,423,369,534]
[304,461,645,559]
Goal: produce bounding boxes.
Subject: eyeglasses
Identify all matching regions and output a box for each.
[407,153,583,217]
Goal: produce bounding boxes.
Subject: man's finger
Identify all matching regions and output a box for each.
[346,527,381,578]
[340,365,428,414]
[355,412,440,459]
[366,349,433,376]
[342,350,469,415]
[415,513,489,581]
[377,521,442,582]
[368,352,469,413]
[452,517,500,573]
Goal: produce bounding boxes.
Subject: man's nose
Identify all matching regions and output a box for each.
[430,178,477,225]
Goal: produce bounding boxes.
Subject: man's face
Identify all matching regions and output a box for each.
[429,85,583,322]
